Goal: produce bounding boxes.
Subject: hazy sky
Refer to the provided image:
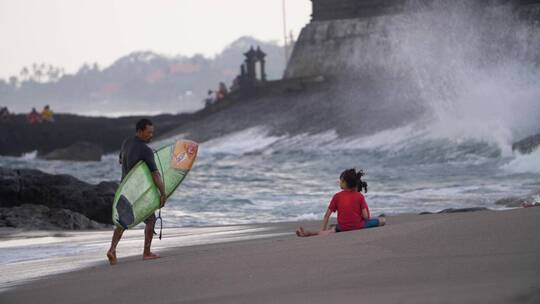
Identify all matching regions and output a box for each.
[0,0,311,80]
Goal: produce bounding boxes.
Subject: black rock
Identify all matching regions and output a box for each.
[512,133,540,154]
[0,113,181,157]
[420,207,490,215]
[0,167,117,224]
[437,207,489,214]
[0,204,109,230]
[40,141,103,161]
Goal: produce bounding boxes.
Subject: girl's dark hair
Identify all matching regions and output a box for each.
[340,168,368,193]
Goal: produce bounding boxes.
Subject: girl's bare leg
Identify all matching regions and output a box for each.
[296,226,335,237]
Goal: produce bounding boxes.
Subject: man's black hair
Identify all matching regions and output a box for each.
[136,118,153,132]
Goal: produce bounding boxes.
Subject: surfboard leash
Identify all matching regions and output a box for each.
[157,209,163,240]
[155,149,165,240]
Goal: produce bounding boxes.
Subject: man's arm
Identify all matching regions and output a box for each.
[321,208,333,231]
[142,147,166,207]
[151,171,167,208]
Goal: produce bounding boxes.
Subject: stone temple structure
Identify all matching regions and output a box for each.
[239,46,267,87]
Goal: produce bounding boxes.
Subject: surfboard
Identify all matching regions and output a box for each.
[112,140,198,229]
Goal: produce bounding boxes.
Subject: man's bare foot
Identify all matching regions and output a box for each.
[296,227,306,237]
[107,250,117,265]
[143,252,160,260]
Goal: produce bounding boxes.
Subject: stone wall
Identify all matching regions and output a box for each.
[286,0,540,79]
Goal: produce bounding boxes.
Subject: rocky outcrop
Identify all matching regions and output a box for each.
[0,113,183,157]
[512,133,540,154]
[0,167,117,225]
[0,204,108,230]
[40,141,104,161]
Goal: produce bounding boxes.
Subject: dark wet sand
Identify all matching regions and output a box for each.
[2,208,539,304]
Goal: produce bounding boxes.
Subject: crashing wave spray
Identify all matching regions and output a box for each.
[382,0,540,154]
[287,0,540,156]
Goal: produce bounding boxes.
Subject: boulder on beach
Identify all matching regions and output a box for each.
[40,141,104,161]
[419,207,490,215]
[0,167,118,225]
[0,204,109,230]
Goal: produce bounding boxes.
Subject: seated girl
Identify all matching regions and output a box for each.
[296,168,385,237]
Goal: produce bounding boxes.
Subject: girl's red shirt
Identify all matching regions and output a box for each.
[328,190,370,231]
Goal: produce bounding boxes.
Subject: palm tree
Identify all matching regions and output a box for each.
[35,67,43,82]
[31,63,39,81]
[20,67,29,81]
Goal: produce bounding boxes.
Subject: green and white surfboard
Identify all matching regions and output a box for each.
[112,140,198,229]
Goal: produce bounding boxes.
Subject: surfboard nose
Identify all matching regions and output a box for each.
[170,140,198,170]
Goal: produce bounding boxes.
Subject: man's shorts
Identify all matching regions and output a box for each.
[335,218,380,233]
[143,213,156,224]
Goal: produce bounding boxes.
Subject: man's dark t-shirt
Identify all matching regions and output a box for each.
[120,136,158,180]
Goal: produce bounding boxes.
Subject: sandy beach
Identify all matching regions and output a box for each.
[1,207,539,304]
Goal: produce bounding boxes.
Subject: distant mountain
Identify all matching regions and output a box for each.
[0,36,286,116]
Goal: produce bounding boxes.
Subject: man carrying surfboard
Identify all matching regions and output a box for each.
[107,118,167,265]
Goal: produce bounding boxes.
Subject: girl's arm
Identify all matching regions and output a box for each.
[321,208,333,230]
[361,208,369,220]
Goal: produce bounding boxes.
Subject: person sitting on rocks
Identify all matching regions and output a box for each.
[204,90,216,107]
[27,107,42,124]
[296,168,385,237]
[216,82,228,101]
[41,105,54,122]
[0,106,9,122]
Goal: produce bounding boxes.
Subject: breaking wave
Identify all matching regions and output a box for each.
[501,149,540,174]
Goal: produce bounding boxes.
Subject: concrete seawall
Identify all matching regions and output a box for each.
[286,0,540,79]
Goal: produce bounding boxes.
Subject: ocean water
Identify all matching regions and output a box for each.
[3,0,539,228]
[2,124,539,228]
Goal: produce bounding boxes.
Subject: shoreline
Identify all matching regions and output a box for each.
[0,223,294,291]
[2,208,539,303]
